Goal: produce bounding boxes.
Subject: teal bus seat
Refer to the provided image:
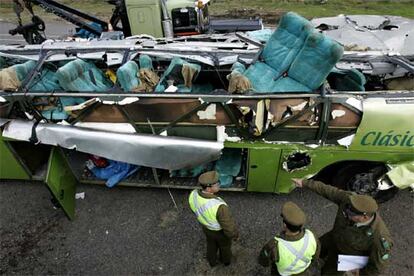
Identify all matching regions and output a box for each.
[56,59,112,92]
[117,60,140,91]
[13,60,36,82]
[116,55,154,92]
[240,12,343,93]
[284,32,344,91]
[260,12,313,78]
[214,148,242,188]
[328,68,366,91]
[30,67,62,91]
[155,57,201,93]
[139,54,153,70]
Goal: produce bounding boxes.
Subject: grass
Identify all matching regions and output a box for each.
[1,0,413,25]
[209,0,414,22]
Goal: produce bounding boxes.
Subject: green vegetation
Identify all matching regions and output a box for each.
[1,0,413,25]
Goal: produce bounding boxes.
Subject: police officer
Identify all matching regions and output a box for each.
[189,171,239,267]
[292,178,393,275]
[259,201,320,276]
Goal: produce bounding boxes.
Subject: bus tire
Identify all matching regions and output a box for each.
[332,163,398,203]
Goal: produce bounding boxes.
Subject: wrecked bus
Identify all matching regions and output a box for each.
[0,12,413,219]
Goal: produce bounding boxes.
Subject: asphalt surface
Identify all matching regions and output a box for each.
[0,180,413,275]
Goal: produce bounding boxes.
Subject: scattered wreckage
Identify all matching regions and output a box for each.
[0,12,413,219]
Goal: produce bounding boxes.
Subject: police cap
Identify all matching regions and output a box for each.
[281,201,306,226]
[198,171,219,187]
[350,194,378,214]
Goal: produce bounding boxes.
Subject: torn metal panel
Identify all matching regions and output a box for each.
[216,125,241,142]
[312,15,414,55]
[386,161,414,190]
[328,103,361,127]
[0,118,10,127]
[282,151,311,172]
[232,99,265,136]
[345,98,363,112]
[331,110,346,119]
[197,104,216,120]
[267,98,308,125]
[2,119,223,170]
[69,122,137,133]
[337,134,356,148]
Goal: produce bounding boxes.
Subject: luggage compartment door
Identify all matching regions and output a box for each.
[46,148,77,220]
[247,148,282,192]
[0,137,31,180]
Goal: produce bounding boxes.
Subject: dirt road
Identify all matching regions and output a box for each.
[0,181,413,275]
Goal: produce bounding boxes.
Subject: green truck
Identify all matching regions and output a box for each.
[9,0,262,44]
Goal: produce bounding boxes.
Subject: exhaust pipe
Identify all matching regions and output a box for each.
[159,0,174,38]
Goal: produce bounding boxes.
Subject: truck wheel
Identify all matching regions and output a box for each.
[332,163,398,203]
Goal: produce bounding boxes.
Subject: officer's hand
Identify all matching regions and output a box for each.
[292,178,303,188]
[349,269,360,276]
[233,234,240,242]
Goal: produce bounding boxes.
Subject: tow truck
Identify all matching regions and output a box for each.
[8,0,263,44]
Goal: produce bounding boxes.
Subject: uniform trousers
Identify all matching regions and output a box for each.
[202,227,232,266]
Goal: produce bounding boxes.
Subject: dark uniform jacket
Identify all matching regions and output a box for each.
[303,180,393,275]
[196,190,239,239]
[259,229,321,276]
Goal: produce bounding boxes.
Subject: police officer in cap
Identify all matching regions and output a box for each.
[259,201,320,275]
[292,178,392,275]
[189,171,239,267]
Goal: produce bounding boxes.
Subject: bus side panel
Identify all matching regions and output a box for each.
[247,148,281,192]
[0,135,30,180]
[275,148,414,193]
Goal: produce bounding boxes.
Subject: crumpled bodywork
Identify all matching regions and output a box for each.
[1,119,223,170]
[386,161,414,189]
[312,15,414,55]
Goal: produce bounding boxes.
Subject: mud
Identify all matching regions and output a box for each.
[213,8,284,25]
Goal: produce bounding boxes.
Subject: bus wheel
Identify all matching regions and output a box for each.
[333,163,398,203]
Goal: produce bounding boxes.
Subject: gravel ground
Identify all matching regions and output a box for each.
[0,181,413,275]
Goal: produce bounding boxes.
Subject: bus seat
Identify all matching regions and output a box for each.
[242,12,313,92]
[56,59,112,91]
[328,68,366,91]
[117,60,140,91]
[154,57,201,93]
[215,148,242,188]
[261,12,314,77]
[283,31,344,91]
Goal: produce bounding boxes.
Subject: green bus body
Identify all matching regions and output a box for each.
[1,94,413,219]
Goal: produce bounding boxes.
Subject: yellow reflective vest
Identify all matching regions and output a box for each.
[188,190,227,231]
[274,229,317,276]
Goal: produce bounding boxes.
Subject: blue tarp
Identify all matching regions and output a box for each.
[89,159,139,188]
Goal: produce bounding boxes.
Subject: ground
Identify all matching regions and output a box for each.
[0,181,413,275]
